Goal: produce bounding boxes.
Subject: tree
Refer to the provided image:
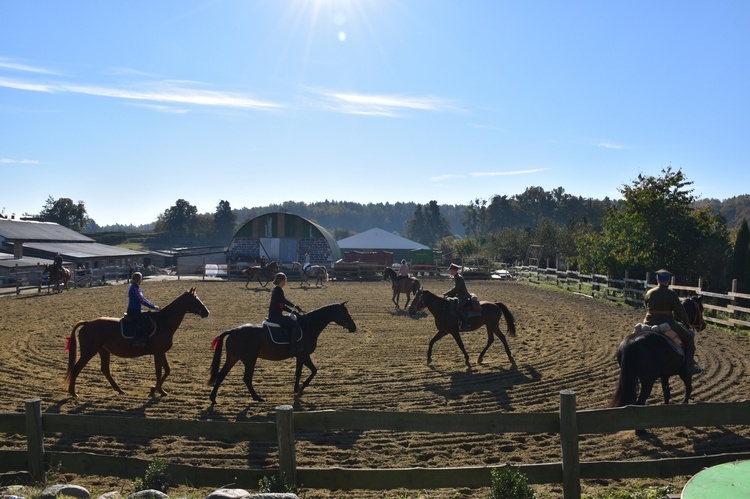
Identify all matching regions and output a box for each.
[405,201,452,247]
[731,219,750,291]
[155,199,198,239]
[213,200,236,241]
[575,167,730,282]
[40,196,88,232]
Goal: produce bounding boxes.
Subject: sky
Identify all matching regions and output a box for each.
[1,1,749,227]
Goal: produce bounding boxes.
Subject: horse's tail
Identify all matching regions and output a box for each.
[63,321,86,385]
[207,331,230,386]
[607,340,639,408]
[496,302,516,337]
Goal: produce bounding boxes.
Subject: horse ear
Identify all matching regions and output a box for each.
[190,286,196,295]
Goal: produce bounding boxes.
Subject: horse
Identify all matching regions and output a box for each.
[243,261,279,288]
[407,288,516,368]
[291,261,329,287]
[64,287,210,398]
[608,296,706,408]
[43,264,71,293]
[208,302,357,404]
[382,266,421,309]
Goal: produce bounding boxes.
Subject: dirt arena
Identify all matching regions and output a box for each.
[2,276,750,498]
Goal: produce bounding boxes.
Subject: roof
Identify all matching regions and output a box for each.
[23,242,147,259]
[337,228,429,251]
[0,253,54,269]
[0,219,92,242]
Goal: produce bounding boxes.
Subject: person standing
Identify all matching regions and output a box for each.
[268,273,303,353]
[444,263,472,330]
[644,269,702,374]
[126,272,159,348]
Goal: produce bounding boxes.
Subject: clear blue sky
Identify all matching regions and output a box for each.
[1,1,749,226]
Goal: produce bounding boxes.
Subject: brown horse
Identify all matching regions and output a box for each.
[291,261,329,287]
[408,288,516,368]
[382,266,421,308]
[64,287,210,397]
[43,264,71,293]
[208,302,356,404]
[243,261,279,288]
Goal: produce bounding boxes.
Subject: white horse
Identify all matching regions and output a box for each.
[291,261,329,287]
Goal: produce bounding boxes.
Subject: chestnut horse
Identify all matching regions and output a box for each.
[292,261,329,287]
[408,288,516,368]
[243,261,279,288]
[64,287,210,397]
[608,296,705,408]
[43,264,71,293]
[208,302,356,404]
[382,266,421,309]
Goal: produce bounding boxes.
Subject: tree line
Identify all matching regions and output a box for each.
[29,169,750,293]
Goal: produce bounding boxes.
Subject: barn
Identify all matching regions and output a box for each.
[226,212,340,267]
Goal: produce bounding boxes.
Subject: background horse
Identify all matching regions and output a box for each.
[382,266,421,309]
[64,287,209,397]
[243,261,279,288]
[208,302,356,403]
[407,288,516,368]
[43,264,71,293]
[291,261,329,287]
[607,296,705,408]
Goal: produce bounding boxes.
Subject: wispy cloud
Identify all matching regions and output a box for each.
[470,168,549,177]
[595,141,629,150]
[0,58,62,75]
[0,74,284,112]
[310,88,461,117]
[0,158,41,165]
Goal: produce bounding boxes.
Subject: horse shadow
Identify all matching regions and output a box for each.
[635,424,750,456]
[424,364,541,412]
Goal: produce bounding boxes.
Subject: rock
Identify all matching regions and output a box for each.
[204,489,251,499]
[41,484,90,499]
[127,491,168,499]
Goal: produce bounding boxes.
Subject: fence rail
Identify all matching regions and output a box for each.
[512,266,750,330]
[2,395,750,498]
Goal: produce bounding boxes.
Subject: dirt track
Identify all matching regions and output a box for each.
[1,277,750,498]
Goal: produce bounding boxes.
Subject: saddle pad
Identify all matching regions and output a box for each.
[263,323,304,345]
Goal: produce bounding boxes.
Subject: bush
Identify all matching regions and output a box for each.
[488,466,535,499]
[134,458,170,493]
[258,474,297,494]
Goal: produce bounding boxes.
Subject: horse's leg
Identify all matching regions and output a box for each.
[151,353,170,396]
[484,330,516,367]
[209,355,239,405]
[98,350,125,394]
[295,355,318,396]
[681,374,693,403]
[241,356,264,402]
[636,377,656,405]
[660,376,671,404]
[427,331,449,365]
[392,290,400,308]
[449,332,472,368]
[67,339,102,397]
[477,329,495,365]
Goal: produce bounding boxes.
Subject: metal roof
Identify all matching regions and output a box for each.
[337,228,429,251]
[0,218,92,242]
[0,253,54,269]
[23,242,147,259]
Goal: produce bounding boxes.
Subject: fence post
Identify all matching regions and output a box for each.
[24,398,45,484]
[202,258,206,281]
[560,390,580,499]
[37,264,42,293]
[276,404,297,486]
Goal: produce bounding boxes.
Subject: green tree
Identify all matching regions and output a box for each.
[731,219,749,290]
[155,199,198,239]
[575,167,730,281]
[39,196,88,232]
[213,199,236,241]
[405,201,452,247]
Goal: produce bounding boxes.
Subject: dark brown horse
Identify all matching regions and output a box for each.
[208,302,357,404]
[64,287,209,397]
[608,296,705,408]
[43,264,71,293]
[408,288,516,368]
[382,266,421,308]
[292,261,329,287]
[243,261,279,288]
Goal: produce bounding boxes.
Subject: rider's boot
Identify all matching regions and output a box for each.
[459,309,472,331]
[685,347,703,375]
[133,331,146,348]
[289,327,302,354]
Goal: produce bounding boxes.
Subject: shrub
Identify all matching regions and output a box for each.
[258,474,297,494]
[488,466,535,499]
[134,458,170,493]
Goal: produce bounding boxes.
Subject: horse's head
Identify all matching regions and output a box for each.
[408,288,425,316]
[686,295,706,332]
[42,264,50,275]
[333,301,357,332]
[382,267,391,281]
[184,287,210,318]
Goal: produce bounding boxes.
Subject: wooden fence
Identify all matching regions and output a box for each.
[513,266,750,330]
[0,264,130,296]
[2,395,750,498]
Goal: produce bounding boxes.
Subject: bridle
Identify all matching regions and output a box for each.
[685,296,706,332]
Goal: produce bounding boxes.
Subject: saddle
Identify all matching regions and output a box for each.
[445,295,482,317]
[262,319,304,345]
[633,323,684,356]
[120,314,156,340]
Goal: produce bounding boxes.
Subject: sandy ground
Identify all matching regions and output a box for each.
[1,277,749,498]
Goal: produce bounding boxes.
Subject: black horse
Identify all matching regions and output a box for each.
[608,296,705,408]
[208,302,357,403]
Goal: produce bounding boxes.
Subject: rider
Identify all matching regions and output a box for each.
[444,263,472,330]
[303,253,311,272]
[127,271,160,348]
[643,268,702,375]
[268,273,304,354]
[53,253,65,274]
[260,255,267,270]
[398,259,410,282]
